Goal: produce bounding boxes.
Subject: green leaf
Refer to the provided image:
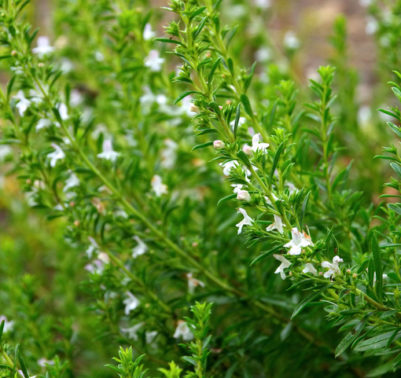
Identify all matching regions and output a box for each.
[291,291,321,319]
[354,331,396,352]
[240,94,253,118]
[233,103,241,137]
[174,91,201,104]
[217,194,236,207]
[390,162,401,179]
[270,142,285,180]
[192,141,213,151]
[250,244,282,266]
[370,233,383,300]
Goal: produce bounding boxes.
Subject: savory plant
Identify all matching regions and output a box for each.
[1,0,401,376]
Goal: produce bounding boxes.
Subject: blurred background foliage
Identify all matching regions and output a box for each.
[1,0,401,376]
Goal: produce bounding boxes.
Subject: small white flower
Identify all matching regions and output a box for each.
[286,182,298,194]
[237,190,251,201]
[266,215,285,234]
[0,316,14,333]
[146,330,158,344]
[38,358,54,367]
[64,172,79,193]
[366,17,378,35]
[143,23,155,40]
[47,144,65,167]
[232,185,251,201]
[243,133,269,154]
[179,96,197,117]
[97,139,120,162]
[236,208,254,234]
[0,146,11,161]
[321,256,343,279]
[70,90,83,106]
[284,31,300,50]
[213,140,225,149]
[14,91,30,116]
[85,237,98,258]
[95,51,104,61]
[121,322,144,340]
[161,139,177,169]
[144,50,164,72]
[173,320,193,341]
[220,160,239,176]
[36,119,52,131]
[302,263,317,276]
[230,116,246,129]
[255,47,271,62]
[284,227,313,255]
[186,273,205,294]
[32,36,54,56]
[58,103,69,120]
[254,0,271,9]
[132,236,147,258]
[151,175,168,196]
[123,291,140,315]
[273,254,292,280]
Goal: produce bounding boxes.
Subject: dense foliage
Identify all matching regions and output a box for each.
[1,0,401,376]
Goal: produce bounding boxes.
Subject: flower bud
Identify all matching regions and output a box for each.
[242,144,253,155]
[237,190,251,202]
[213,140,225,149]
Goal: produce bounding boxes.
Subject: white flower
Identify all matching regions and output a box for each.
[213,140,225,149]
[243,133,269,154]
[70,90,83,106]
[144,50,164,72]
[38,358,54,367]
[36,119,52,131]
[236,208,253,234]
[85,259,104,274]
[97,139,120,162]
[186,273,205,294]
[47,144,65,167]
[179,96,197,117]
[266,215,285,234]
[58,103,69,120]
[85,237,98,258]
[146,330,158,344]
[284,31,300,50]
[63,172,79,193]
[366,16,378,35]
[143,23,155,40]
[0,316,14,333]
[220,160,238,176]
[121,322,144,340]
[161,139,177,169]
[32,36,54,56]
[321,256,343,279]
[286,182,298,194]
[302,263,317,276]
[273,254,291,280]
[132,236,147,258]
[123,292,140,315]
[254,0,271,9]
[173,320,193,341]
[284,227,313,255]
[230,116,246,129]
[255,47,271,62]
[151,175,168,196]
[0,146,11,161]
[360,0,373,5]
[14,91,30,116]
[232,184,251,201]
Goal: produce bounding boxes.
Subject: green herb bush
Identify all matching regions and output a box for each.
[1,0,401,376]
